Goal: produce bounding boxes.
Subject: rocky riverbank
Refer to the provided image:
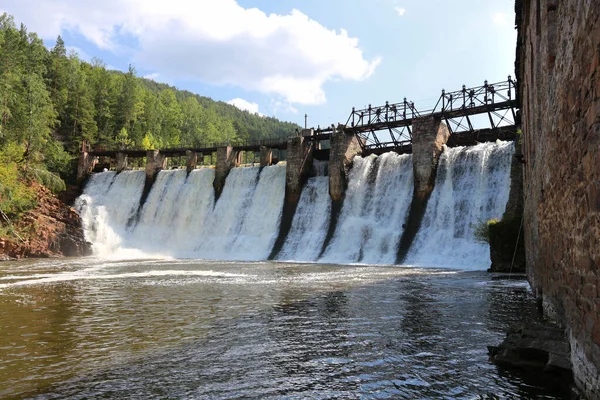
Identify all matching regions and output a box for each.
[489,321,581,399]
[0,184,91,259]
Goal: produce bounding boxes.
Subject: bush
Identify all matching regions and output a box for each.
[0,161,37,218]
[473,218,499,243]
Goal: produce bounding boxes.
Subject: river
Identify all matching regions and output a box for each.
[0,258,565,399]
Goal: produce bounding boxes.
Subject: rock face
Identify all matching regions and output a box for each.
[489,141,526,273]
[489,322,576,395]
[0,185,91,259]
[516,0,600,397]
[490,322,572,373]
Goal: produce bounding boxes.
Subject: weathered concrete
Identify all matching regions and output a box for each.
[116,152,128,173]
[269,135,314,260]
[260,146,273,167]
[185,150,197,174]
[145,150,167,182]
[329,124,362,201]
[411,117,450,198]
[284,135,314,204]
[76,152,98,183]
[396,117,449,263]
[213,146,241,199]
[516,0,600,397]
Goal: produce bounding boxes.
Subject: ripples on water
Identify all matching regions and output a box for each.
[0,259,565,399]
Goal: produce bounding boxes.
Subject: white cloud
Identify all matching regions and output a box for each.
[492,12,511,27]
[227,98,261,115]
[270,99,299,116]
[394,7,406,16]
[1,0,381,105]
[143,72,160,81]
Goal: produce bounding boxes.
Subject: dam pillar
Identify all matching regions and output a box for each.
[186,150,197,174]
[145,150,167,182]
[77,152,98,184]
[411,116,450,198]
[396,116,449,263]
[213,146,240,199]
[329,124,363,201]
[260,146,273,167]
[268,133,314,259]
[285,134,314,204]
[116,152,128,173]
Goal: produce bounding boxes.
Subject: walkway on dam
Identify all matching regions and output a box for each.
[83,77,519,164]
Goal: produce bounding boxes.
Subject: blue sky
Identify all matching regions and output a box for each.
[1,0,516,128]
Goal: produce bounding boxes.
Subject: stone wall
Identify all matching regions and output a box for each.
[396,117,449,263]
[411,117,450,198]
[516,0,600,396]
[489,140,526,273]
[213,146,241,199]
[284,136,314,204]
[329,125,362,201]
[268,135,314,260]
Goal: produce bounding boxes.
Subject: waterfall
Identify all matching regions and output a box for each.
[320,152,414,264]
[277,161,331,262]
[404,141,513,269]
[76,171,145,257]
[76,165,285,260]
[76,141,513,269]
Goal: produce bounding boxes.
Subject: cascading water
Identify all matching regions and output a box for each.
[76,165,285,260]
[405,141,513,269]
[76,170,146,256]
[320,152,414,264]
[277,161,332,262]
[76,141,513,269]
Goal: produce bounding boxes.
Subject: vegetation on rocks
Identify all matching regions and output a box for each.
[0,12,299,253]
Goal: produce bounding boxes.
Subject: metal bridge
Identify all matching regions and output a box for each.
[86,77,519,160]
[342,77,519,154]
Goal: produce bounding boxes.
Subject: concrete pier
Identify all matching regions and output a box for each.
[269,133,314,259]
[284,134,314,204]
[213,146,241,199]
[396,117,449,263]
[116,152,128,173]
[411,116,450,199]
[76,152,98,183]
[145,150,167,182]
[186,150,197,174]
[328,124,362,201]
[260,146,273,167]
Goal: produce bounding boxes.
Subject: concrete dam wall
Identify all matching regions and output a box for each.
[75,139,514,269]
[516,0,600,396]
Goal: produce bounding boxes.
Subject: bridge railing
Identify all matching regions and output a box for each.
[344,77,518,151]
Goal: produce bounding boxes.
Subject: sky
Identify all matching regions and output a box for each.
[1,0,517,128]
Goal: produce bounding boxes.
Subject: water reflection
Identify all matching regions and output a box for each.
[0,260,567,399]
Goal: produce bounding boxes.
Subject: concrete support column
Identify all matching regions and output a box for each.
[116,152,128,173]
[213,146,239,199]
[77,152,98,183]
[329,124,363,201]
[186,150,197,174]
[145,150,167,182]
[284,136,314,204]
[268,135,314,259]
[396,117,449,263]
[260,146,273,167]
[411,116,450,198]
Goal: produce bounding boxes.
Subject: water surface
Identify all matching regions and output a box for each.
[0,259,563,399]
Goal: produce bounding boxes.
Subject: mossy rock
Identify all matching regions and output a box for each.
[488,214,526,272]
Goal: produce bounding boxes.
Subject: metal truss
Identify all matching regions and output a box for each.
[345,76,519,153]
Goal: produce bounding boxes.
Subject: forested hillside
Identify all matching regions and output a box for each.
[0,13,299,219]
